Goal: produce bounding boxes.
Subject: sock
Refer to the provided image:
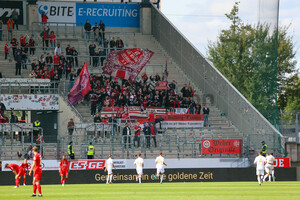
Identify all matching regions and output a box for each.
[263,174,268,181]
[23,178,26,184]
[16,179,20,187]
[160,175,164,183]
[139,176,141,184]
[33,184,37,194]
[268,175,271,181]
[61,179,64,184]
[109,175,112,183]
[257,176,261,184]
[106,175,109,183]
[37,183,42,195]
[64,178,68,183]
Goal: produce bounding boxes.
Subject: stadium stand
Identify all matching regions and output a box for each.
[0,1,285,163]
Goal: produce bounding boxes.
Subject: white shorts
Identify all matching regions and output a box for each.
[256,169,264,176]
[156,167,165,174]
[265,164,273,174]
[136,169,143,175]
[107,168,113,175]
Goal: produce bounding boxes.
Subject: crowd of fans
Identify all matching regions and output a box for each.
[87,72,202,117]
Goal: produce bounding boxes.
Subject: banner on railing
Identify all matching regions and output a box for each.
[156,114,204,128]
[2,158,250,171]
[0,1,24,25]
[0,95,59,110]
[75,123,112,132]
[202,139,242,154]
[101,106,166,119]
[0,78,51,86]
[37,2,140,27]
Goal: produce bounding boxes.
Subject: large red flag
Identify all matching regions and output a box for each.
[68,62,91,105]
[102,48,154,82]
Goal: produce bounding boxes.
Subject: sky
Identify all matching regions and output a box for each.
[161,0,300,71]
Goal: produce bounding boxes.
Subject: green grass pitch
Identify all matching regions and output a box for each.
[0,182,299,200]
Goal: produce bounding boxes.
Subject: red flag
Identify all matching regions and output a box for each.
[67,62,91,105]
[102,48,154,82]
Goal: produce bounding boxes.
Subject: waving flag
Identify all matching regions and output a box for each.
[68,62,91,105]
[102,48,154,82]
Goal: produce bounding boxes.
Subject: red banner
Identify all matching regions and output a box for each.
[68,62,91,105]
[274,158,290,168]
[102,48,154,82]
[202,139,241,154]
[157,114,204,121]
[156,81,168,90]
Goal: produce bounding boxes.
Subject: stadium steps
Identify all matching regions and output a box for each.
[1,29,242,159]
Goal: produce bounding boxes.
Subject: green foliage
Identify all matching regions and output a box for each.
[280,74,300,121]
[207,1,297,124]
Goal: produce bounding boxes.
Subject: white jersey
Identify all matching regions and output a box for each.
[266,155,275,165]
[106,158,113,169]
[155,156,164,169]
[134,157,144,170]
[254,155,266,170]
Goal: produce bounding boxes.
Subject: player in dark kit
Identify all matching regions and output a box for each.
[29,146,43,197]
[5,163,21,188]
[19,159,29,186]
[59,155,70,186]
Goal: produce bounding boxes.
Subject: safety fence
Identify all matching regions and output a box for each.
[0,120,282,160]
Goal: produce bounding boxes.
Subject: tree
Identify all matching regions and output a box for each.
[207,2,297,125]
[279,74,300,121]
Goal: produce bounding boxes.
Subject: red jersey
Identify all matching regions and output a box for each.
[150,126,156,135]
[20,163,29,170]
[59,159,69,171]
[9,164,20,173]
[148,113,155,123]
[33,153,42,170]
[49,34,56,43]
[134,126,141,136]
[4,46,9,53]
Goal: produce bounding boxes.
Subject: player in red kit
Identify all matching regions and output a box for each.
[19,159,29,186]
[29,146,43,197]
[5,163,21,188]
[59,155,70,186]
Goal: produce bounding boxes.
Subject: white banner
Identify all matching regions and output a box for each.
[2,158,249,171]
[0,94,59,110]
[0,78,51,86]
[175,108,188,114]
[161,121,204,128]
[75,123,112,131]
[37,2,76,24]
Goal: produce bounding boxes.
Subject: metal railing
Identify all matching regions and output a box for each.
[31,22,84,38]
[150,3,285,154]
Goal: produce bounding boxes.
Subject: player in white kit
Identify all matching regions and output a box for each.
[254,152,266,186]
[104,154,116,184]
[154,152,167,184]
[263,153,275,182]
[134,153,144,184]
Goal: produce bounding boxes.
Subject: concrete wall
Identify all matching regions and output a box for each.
[57,96,81,137]
[27,4,39,31]
[286,142,300,162]
[140,7,151,34]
